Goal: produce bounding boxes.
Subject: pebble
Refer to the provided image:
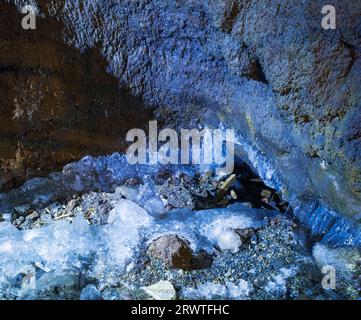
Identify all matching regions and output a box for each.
[142,280,176,300]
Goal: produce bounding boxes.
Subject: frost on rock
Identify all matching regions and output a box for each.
[216,229,242,253]
[103,200,153,269]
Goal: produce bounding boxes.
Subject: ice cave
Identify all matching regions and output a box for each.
[0,0,360,301]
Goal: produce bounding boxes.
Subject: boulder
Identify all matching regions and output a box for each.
[147,234,193,270]
[115,186,138,202]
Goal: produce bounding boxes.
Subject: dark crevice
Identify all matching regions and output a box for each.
[247,58,268,84]
[340,40,357,78]
[221,1,240,33]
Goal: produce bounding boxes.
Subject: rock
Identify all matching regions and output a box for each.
[14,216,25,227]
[261,189,272,198]
[191,250,214,270]
[143,197,167,215]
[115,186,138,202]
[142,280,176,300]
[80,284,101,300]
[107,200,153,227]
[157,180,196,210]
[312,243,361,298]
[26,211,39,221]
[1,0,361,245]
[14,205,30,216]
[235,228,256,244]
[230,190,238,200]
[20,271,81,300]
[147,235,193,270]
[0,2,152,191]
[216,174,237,200]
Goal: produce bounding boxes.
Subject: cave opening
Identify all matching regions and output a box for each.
[0,1,360,301]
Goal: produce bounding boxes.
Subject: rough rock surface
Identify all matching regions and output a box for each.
[1,1,361,243]
[147,234,193,269]
[0,1,152,190]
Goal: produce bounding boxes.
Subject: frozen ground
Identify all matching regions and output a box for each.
[0,154,360,300]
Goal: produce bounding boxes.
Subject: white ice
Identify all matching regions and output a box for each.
[0,200,267,298]
[182,279,252,300]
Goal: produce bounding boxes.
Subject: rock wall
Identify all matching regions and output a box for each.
[1,1,361,241]
[0,1,152,190]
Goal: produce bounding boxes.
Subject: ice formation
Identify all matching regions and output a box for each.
[201,215,254,253]
[0,200,270,299]
[1,152,359,246]
[182,279,252,300]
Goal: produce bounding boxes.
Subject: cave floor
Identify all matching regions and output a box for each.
[0,164,360,300]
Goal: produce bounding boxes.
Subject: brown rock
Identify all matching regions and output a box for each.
[147,234,193,270]
[0,2,152,191]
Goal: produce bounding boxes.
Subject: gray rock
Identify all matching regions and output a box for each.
[142,280,176,300]
[20,271,80,300]
[80,284,101,300]
[115,185,139,202]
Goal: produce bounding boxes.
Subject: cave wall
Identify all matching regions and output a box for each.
[0,1,152,190]
[1,1,361,225]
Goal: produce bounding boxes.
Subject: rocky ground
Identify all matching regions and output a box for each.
[1,168,360,300]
